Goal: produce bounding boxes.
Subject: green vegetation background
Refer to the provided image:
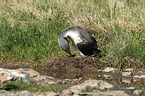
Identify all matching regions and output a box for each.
[0,0,145,68]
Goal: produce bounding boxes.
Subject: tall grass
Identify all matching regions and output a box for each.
[0,0,145,67]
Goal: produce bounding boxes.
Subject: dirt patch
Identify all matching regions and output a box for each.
[0,55,105,79]
[35,56,105,79]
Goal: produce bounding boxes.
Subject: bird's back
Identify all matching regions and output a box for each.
[71,26,96,44]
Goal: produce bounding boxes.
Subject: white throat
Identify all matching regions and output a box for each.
[65,31,83,44]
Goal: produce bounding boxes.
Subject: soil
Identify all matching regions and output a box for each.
[0,55,106,79]
[0,55,145,95]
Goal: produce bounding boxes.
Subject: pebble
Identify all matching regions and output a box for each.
[103,67,118,73]
[125,68,134,72]
[122,72,131,77]
[122,78,131,84]
[133,90,143,95]
[134,75,145,78]
[46,91,58,96]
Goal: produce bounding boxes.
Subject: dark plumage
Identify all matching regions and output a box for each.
[58,26,101,57]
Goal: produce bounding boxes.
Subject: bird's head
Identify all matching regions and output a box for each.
[58,34,72,57]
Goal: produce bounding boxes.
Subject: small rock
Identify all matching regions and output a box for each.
[61,89,73,95]
[0,90,14,95]
[103,74,113,79]
[47,76,55,80]
[26,69,40,77]
[0,68,30,83]
[133,90,143,95]
[0,74,13,83]
[33,75,46,81]
[122,78,131,84]
[122,72,131,77]
[134,75,145,78]
[15,90,34,96]
[0,90,39,96]
[97,80,114,90]
[79,90,130,96]
[47,80,56,84]
[103,67,118,73]
[125,68,134,72]
[126,87,135,89]
[46,91,58,96]
[61,80,114,95]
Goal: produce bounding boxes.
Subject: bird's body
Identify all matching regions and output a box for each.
[58,26,101,57]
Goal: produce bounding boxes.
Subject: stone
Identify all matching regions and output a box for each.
[0,68,30,83]
[124,68,134,72]
[103,74,113,79]
[126,87,135,89]
[103,67,118,73]
[61,80,114,95]
[122,72,131,77]
[0,73,13,83]
[0,90,39,96]
[133,89,143,95]
[47,80,56,84]
[46,91,58,96]
[79,90,130,96]
[122,78,131,84]
[0,90,14,95]
[26,69,40,77]
[134,75,145,78]
[33,75,46,81]
[61,89,73,95]
[15,90,34,96]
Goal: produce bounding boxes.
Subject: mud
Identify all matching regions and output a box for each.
[0,55,105,79]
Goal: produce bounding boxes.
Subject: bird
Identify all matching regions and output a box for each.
[58,26,101,57]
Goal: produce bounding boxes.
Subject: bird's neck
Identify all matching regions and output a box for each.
[64,31,83,44]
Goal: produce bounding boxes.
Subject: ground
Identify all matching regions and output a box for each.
[0,55,145,95]
[0,55,106,79]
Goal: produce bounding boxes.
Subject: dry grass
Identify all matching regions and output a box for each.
[0,0,145,68]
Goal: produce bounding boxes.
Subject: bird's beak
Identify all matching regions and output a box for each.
[58,35,72,57]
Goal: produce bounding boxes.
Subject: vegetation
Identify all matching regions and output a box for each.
[0,0,145,68]
[2,80,58,92]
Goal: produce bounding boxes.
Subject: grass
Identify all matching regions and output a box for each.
[2,80,59,93]
[0,0,145,68]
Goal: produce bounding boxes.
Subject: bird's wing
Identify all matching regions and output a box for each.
[73,26,96,43]
[77,40,100,56]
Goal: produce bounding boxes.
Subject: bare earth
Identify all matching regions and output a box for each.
[0,55,105,79]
